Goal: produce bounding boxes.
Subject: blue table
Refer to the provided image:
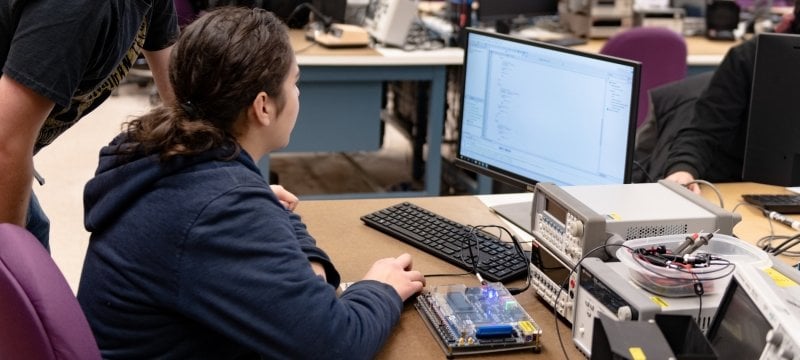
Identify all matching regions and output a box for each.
[258,31,463,199]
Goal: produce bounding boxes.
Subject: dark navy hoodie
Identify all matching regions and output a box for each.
[78,135,402,359]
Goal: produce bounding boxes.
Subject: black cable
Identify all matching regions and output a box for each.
[758,233,800,257]
[692,272,704,322]
[554,243,636,360]
[459,224,532,295]
[474,224,532,295]
[632,160,655,183]
[287,3,332,31]
[772,236,800,256]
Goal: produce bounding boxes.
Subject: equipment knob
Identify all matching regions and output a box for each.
[617,306,632,321]
[568,221,584,237]
[767,329,784,347]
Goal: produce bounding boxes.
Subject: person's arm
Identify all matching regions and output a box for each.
[0,75,55,226]
[143,46,176,105]
[665,171,701,194]
[663,40,757,182]
[179,187,407,358]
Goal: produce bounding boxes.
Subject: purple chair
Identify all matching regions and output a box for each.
[600,27,688,127]
[0,223,101,360]
[174,0,199,28]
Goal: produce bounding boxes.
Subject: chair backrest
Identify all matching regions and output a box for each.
[600,27,688,127]
[174,0,199,28]
[0,223,101,360]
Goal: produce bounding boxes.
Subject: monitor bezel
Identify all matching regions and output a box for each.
[454,28,640,191]
[476,0,560,23]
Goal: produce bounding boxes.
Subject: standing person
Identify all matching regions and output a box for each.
[77,7,425,359]
[0,0,179,248]
[663,2,799,193]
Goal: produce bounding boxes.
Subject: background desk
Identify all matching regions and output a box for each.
[295,182,796,359]
[260,31,463,199]
[571,35,740,74]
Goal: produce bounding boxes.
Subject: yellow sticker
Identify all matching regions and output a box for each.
[764,268,799,288]
[650,296,669,308]
[607,212,621,221]
[518,321,536,335]
[629,347,647,360]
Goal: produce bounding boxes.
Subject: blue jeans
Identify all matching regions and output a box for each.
[25,191,50,251]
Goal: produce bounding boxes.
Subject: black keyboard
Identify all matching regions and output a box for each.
[360,202,528,282]
[742,194,800,214]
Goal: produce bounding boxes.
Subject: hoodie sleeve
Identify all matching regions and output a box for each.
[176,184,402,359]
[277,193,341,287]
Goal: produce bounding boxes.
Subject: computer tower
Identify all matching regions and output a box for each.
[705,0,740,40]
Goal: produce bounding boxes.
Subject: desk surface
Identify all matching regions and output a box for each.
[290,28,737,67]
[290,30,464,66]
[295,182,797,359]
[572,36,740,66]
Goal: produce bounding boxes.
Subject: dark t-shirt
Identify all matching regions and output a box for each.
[0,0,179,153]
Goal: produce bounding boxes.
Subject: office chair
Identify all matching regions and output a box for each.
[175,0,199,28]
[600,26,688,127]
[0,223,101,360]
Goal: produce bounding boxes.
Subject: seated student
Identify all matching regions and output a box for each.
[77,7,425,359]
[662,1,799,193]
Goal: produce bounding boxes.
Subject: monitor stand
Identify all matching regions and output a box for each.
[490,201,533,235]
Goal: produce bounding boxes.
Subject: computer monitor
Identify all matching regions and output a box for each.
[706,261,800,359]
[311,0,347,23]
[477,0,560,22]
[742,33,800,186]
[455,28,640,229]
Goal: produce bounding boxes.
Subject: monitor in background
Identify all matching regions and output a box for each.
[311,0,347,23]
[477,0,560,32]
[455,29,640,230]
[742,33,800,186]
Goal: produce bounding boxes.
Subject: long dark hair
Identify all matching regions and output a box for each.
[124,6,293,161]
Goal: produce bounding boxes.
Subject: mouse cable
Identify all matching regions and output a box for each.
[463,224,531,295]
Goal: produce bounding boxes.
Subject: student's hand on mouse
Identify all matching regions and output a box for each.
[665,171,701,194]
[363,253,425,301]
[270,184,298,211]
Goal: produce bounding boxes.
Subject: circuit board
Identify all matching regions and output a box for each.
[414,282,542,357]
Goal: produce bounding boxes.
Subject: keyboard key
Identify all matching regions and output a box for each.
[360,202,528,282]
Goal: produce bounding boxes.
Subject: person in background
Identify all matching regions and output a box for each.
[0,0,179,249]
[77,7,425,359]
[663,0,800,193]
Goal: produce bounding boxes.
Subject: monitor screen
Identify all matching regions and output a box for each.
[477,0,560,22]
[455,29,639,193]
[706,277,771,359]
